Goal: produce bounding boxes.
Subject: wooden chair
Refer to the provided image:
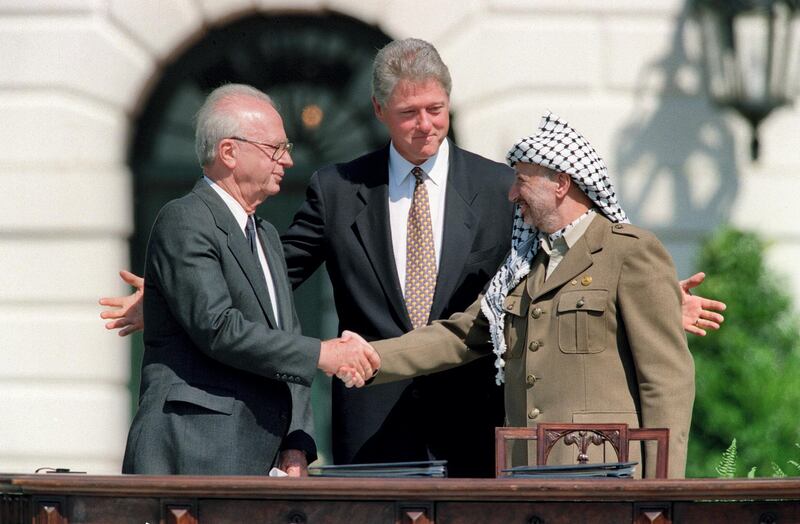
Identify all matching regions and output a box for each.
[495,423,669,478]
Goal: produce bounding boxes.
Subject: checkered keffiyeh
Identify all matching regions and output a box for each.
[480,112,629,384]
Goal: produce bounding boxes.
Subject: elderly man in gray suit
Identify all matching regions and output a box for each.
[121,84,379,476]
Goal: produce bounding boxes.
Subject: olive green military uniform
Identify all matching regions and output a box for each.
[373,215,695,478]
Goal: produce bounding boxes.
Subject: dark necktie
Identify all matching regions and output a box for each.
[245,214,281,327]
[245,214,259,258]
[405,166,437,329]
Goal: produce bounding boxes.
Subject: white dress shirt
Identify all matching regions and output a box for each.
[204,176,281,327]
[388,139,450,295]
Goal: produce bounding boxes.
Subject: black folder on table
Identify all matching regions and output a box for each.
[503,461,637,479]
[309,460,447,478]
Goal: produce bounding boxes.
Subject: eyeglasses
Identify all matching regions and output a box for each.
[228,136,293,161]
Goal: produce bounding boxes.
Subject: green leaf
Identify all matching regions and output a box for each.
[715,438,737,478]
[771,463,786,478]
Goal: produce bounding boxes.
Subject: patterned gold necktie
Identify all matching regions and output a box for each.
[405,166,437,329]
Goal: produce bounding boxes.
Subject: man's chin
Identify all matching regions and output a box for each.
[410,146,440,162]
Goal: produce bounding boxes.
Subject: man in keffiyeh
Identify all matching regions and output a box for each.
[362,112,697,478]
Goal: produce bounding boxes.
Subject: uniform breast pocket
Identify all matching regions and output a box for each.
[503,282,529,360]
[557,289,607,354]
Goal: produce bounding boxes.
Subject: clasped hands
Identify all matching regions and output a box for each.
[318,330,379,388]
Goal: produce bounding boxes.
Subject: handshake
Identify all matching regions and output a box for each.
[318,330,379,388]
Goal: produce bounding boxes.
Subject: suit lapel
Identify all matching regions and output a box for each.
[352,148,411,330]
[193,180,279,329]
[531,215,607,301]
[257,218,293,330]
[429,143,479,320]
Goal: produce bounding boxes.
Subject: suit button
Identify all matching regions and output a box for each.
[531,307,543,319]
[528,408,540,419]
[528,340,542,352]
[526,374,537,387]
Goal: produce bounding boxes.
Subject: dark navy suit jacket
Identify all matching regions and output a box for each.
[282,140,514,477]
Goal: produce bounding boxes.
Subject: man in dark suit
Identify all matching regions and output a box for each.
[121,84,379,476]
[281,39,513,477]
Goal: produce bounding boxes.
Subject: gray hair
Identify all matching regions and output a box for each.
[372,38,452,107]
[194,84,275,166]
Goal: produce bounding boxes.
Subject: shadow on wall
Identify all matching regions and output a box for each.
[615,1,737,234]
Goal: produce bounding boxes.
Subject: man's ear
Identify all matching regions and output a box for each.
[218,139,237,169]
[372,96,385,122]
[555,172,571,198]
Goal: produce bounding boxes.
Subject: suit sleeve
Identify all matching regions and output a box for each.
[146,203,321,386]
[281,381,318,463]
[281,172,327,290]
[372,294,493,384]
[617,232,695,478]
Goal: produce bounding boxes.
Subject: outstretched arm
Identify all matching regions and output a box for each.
[679,272,726,336]
[99,270,144,336]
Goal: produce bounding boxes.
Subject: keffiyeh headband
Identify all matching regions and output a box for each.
[480,112,629,384]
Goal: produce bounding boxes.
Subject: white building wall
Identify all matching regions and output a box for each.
[0,0,797,473]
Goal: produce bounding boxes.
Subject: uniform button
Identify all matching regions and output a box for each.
[576,298,585,308]
[528,340,543,352]
[614,224,624,230]
[526,374,537,386]
[531,307,543,319]
[528,408,540,419]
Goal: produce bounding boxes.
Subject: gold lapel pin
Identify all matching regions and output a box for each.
[581,275,593,286]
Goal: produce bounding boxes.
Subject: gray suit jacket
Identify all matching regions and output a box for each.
[122,179,320,475]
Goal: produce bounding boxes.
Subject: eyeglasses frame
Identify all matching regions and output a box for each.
[227,136,293,161]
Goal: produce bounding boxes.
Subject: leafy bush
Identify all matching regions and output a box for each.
[686,228,800,477]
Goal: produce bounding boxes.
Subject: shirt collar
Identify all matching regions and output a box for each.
[388,138,449,189]
[540,208,597,253]
[204,175,249,232]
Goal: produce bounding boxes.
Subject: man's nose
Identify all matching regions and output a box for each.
[508,182,519,202]
[416,111,432,132]
[280,150,294,169]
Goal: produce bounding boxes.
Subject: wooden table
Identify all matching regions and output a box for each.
[2,473,799,523]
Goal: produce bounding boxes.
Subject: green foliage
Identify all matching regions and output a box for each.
[687,228,800,477]
[771,463,786,478]
[712,438,800,477]
[715,438,737,478]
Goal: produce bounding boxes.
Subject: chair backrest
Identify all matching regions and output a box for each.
[495,423,669,478]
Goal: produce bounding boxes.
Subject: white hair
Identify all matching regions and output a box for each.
[194,84,275,166]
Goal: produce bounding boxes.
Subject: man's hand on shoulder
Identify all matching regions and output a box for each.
[99,270,145,336]
[679,272,726,336]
